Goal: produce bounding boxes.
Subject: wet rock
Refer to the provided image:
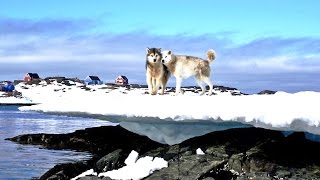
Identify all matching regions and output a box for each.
[40,162,90,180]
[7,125,165,156]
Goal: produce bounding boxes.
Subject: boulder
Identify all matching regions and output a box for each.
[94,149,127,173]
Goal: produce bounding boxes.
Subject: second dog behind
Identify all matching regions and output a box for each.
[161,49,216,95]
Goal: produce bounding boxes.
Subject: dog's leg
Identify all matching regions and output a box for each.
[158,77,164,95]
[155,81,161,95]
[195,78,206,96]
[160,73,170,95]
[203,78,213,95]
[160,81,165,95]
[151,78,158,95]
[175,77,182,95]
[147,75,153,95]
[202,78,213,95]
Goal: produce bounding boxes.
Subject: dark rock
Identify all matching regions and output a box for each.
[61,80,72,86]
[202,177,215,180]
[228,153,244,173]
[40,162,90,180]
[94,149,127,173]
[78,176,102,180]
[224,131,320,179]
[144,128,280,179]
[80,86,91,91]
[257,90,277,95]
[201,165,238,180]
[235,172,271,180]
[231,91,242,96]
[275,169,292,179]
[7,125,165,156]
[78,176,112,180]
[179,127,284,156]
[146,153,227,180]
[212,85,237,91]
[145,128,320,179]
[8,126,320,180]
[138,84,148,88]
[205,146,228,159]
[258,131,320,167]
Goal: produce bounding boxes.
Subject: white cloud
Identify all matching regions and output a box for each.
[218,55,320,73]
[0,53,140,63]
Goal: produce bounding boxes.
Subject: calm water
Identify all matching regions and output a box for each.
[0,106,115,179]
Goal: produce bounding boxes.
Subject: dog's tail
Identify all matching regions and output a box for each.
[207,49,216,63]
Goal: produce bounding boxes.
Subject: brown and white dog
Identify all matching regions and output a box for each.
[161,49,216,95]
[145,48,170,95]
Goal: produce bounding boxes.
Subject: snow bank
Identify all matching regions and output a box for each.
[14,81,320,135]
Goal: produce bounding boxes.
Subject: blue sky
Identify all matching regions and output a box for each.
[0,0,319,93]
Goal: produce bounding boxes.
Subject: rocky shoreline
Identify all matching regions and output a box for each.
[7,125,320,179]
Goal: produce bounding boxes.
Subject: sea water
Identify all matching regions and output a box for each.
[0,106,114,179]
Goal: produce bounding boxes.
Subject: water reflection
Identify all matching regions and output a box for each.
[120,120,320,145]
[120,121,253,145]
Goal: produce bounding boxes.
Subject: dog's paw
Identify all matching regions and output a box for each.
[159,90,165,95]
[207,91,216,96]
[207,93,212,96]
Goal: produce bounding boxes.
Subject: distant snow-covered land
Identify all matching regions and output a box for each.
[6,80,319,135]
[0,91,33,105]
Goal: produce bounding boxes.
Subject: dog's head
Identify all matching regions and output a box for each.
[161,50,173,65]
[146,47,162,63]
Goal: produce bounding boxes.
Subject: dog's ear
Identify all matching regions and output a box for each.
[168,50,172,55]
[157,48,161,52]
[146,47,150,53]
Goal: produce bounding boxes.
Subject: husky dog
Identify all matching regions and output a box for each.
[161,49,216,95]
[145,47,170,95]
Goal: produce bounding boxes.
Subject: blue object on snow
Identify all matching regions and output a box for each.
[1,84,15,92]
[7,84,15,91]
